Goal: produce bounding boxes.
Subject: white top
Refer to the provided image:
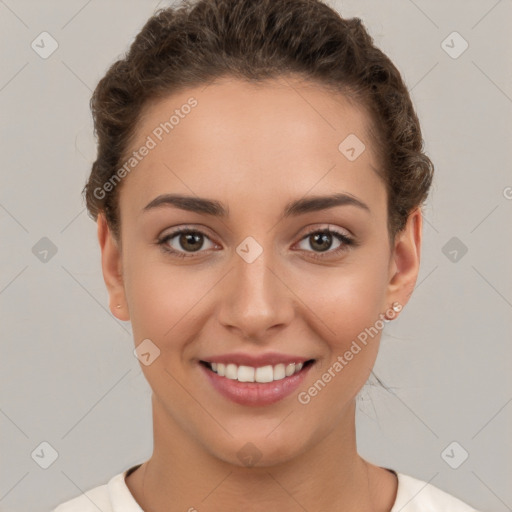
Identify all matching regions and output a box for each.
[52,465,479,511]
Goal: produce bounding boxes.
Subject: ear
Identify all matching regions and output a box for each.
[97,213,130,321]
[385,207,422,313]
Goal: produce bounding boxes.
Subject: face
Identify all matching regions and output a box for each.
[98,76,421,467]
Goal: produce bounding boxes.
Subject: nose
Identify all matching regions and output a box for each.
[216,245,295,342]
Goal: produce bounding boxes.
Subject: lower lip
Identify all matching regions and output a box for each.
[200,362,313,406]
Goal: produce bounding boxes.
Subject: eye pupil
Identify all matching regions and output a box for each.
[310,232,332,252]
[180,232,203,252]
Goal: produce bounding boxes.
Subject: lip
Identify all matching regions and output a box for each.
[199,359,315,406]
[200,352,311,367]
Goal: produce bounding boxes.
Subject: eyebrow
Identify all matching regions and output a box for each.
[142,192,370,218]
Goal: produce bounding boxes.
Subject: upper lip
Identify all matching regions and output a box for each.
[200,352,313,367]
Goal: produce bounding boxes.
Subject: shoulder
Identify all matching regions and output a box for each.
[52,480,111,512]
[391,472,479,512]
[52,468,141,512]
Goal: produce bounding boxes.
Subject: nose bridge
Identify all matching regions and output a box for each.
[218,236,294,339]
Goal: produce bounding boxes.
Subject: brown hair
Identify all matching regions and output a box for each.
[84,0,433,244]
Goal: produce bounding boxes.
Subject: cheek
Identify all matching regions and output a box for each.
[297,254,390,347]
[123,248,217,351]
[294,267,389,418]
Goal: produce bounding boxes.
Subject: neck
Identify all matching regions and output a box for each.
[128,397,384,512]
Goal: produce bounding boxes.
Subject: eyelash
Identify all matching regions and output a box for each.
[156,225,356,260]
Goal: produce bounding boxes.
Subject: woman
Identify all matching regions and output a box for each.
[54,0,479,510]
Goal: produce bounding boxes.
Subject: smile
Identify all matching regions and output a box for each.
[199,359,315,406]
[201,360,313,383]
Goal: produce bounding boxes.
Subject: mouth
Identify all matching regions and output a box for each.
[199,358,316,406]
[199,359,315,383]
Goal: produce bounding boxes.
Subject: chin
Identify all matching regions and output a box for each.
[204,428,313,469]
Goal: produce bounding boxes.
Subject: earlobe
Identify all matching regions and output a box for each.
[386,208,423,313]
[97,213,130,321]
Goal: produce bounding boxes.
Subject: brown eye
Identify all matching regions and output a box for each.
[308,232,335,252]
[177,232,204,252]
[296,227,354,259]
[157,228,216,258]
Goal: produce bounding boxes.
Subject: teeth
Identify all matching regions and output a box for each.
[273,363,285,380]
[285,363,295,377]
[255,365,273,383]
[237,365,255,382]
[225,363,238,380]
[207,360,307,383]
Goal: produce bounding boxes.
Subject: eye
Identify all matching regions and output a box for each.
[156,225,356,260]
[157,228,217,258]
[295,226,355,259]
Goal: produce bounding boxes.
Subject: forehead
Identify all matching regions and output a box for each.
[119,76,385,218]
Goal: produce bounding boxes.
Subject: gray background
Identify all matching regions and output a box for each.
[1,0,511,511]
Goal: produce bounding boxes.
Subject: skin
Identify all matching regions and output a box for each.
[97,75,422,512]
